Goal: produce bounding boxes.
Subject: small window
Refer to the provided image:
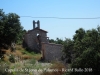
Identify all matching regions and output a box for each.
[37,33,39,36]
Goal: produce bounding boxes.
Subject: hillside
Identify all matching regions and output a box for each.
[0,45,66,75]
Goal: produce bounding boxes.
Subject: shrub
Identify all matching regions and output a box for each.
[9,55,15,63]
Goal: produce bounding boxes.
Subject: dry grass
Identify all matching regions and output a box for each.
[15,45,24,50]
[22,55,33,60]
[1,45,41,63]
[14,45,42,60]
[5,49,11,55]
[2,49,11,62]
[32,54,41,60]
[2,55,9,62]
[41,61,66,75]
[12,50,22,56]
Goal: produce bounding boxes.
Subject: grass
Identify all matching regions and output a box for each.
[5,49,11,55]
[2,55,9,62]
[22,55,33,60]
[1,45,67,75]
[0,45,42,75]
[2,50,23,63]
[41,61,66,75]
[0,61,11,75]
[15,45,23,50]
[9,58,48,74]
[16,45,41,60]
[2,44,41,62]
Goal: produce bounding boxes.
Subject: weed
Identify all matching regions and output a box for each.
[0,61,10,75]
[9,54,15,63]
[41,61,66,75]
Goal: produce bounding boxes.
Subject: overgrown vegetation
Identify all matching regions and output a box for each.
[0,9,26,58]
[69,27,100,75]
[0,61,11,75]
[0,45,42,75]
[41,61,66,75]
[49,26,100,75]
[0,9,100,75]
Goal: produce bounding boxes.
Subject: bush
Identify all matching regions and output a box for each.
[9,55,15,63]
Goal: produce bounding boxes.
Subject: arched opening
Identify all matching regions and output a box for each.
[36,33,41,52]
[37,33,39,36]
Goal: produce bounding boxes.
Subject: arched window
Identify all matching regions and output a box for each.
[37,33,39,36]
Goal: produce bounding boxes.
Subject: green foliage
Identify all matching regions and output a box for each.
[69,26,100,75]
[0,61,10,75]
[50,26,100,74]
[28,58,36,65]
[73,28,86,58]
[17,29,26,45]
[63,38,73,63]
[0,9,26,56]
[49,39,55,43]
[55,38,64,44]
[49,38,64,44]
[9,55,15,63]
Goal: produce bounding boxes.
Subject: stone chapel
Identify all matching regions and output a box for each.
[23,20,63,61]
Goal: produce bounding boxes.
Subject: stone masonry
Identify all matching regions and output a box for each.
[23,20,63,61]
[41,42,63,62]
[23,20,49,52]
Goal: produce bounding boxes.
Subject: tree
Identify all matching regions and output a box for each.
[55,38,64,44]
[0,9,6,48]
[17,29,26,44]
[49,38,64,44]
[49,39,55,43]
[69,26,100,75]
[63,38,74,63]
[73,28,85,59]
[0,9,23,55]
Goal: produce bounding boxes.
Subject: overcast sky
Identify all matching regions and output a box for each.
[1,0,100,40]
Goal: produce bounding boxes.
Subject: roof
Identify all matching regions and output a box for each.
[41,42,63,46]
[33,27,48,33]
[26,27,48,34]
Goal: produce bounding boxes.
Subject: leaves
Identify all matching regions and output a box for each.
[0,9,24,49]
[69,26,100,75]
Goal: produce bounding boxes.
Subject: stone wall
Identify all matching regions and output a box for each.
[23,29,48,51]
[23,21,63,62]
[42,43,63,62]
